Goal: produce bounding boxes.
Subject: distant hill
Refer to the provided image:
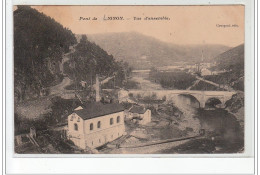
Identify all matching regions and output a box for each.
[214,44,244,74]
[84,32,230,69]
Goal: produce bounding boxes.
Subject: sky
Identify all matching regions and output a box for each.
[31,5,244,47]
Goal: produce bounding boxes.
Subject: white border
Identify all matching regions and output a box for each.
[5,0,255,174]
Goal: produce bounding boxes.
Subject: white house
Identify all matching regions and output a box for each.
[67,102,125,149]
[127,105,151,125]
[67,75,126,149]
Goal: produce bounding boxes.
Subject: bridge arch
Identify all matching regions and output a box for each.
[205,97,223,108]
[176,94,201,108]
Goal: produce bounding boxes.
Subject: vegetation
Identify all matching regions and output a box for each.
[214,44,244,75]
[225,93,244,113]
[14,6,77,102]
[64,35,132,89]
[149,68,196,89]
[15,97,82,135]
[209,44,244,91]
[123,80,139,89]
[102,79,139,89]
[204,72,244,91]
[87,32,230,69]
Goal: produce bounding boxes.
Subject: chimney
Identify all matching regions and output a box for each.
[95,74,101,102]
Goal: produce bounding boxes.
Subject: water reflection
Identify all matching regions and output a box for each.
[196,109,243,148]
[177,94,200,108]
[164,95,243,153]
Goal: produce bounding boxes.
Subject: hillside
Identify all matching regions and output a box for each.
[14,6,131,103]
[205,44,244,91]
[14,6,77,102]
[85,32,230,69]
[64,35,131,88]
[214,44,244,75]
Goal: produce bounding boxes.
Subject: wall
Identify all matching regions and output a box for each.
[68,111,125,149]
[139,110,151,125]
[83,111,125,148]
[67,113,85,149]
[128,109,151,125]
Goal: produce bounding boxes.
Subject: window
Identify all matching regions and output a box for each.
[117,116,120,123]
[74,123,78,131]
[110,118,114,125]
[97,121,101,128]
[90,123,93,130]
[99,139,101,143]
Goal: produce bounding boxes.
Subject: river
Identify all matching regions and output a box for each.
[131,71,163,90]
[157,108,244,154]
[130,71,244,153]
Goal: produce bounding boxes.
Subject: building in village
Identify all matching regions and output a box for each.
[67,103,125,149]
[200,68,212,76]
[67,75,126,149]
[127,105,151,125]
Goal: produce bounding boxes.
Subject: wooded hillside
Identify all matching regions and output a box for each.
[14,6,77,101]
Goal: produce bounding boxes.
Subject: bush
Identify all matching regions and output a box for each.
[129,93,133,97]
[124,80,139,89]
[204,72,244,91]
[149,70,196,89]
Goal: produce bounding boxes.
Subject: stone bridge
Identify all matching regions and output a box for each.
[118,90,236,108]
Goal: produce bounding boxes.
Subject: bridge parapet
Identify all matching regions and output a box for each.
[123,89,236,108]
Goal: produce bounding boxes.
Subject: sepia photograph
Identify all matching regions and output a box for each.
[13,5,245,154]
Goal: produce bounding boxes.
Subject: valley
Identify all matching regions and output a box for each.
[14,6,244,155]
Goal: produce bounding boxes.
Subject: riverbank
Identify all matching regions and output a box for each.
[160,108,244,154]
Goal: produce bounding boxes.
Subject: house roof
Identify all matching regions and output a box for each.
[74,106,83,111]
[74,102,124,120]
[129,105,147,114]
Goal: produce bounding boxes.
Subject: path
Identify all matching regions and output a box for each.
[119,135,202,149]
[100,76,114,85]
[16,46,77,119]
[49,45,77,97]
[49,77,73,95]
[187,79,200,90]
[103,139,191,154]
[60,45,76,75]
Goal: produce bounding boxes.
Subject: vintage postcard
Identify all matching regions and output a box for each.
[13,5,245,154]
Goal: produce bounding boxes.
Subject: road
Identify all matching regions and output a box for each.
[16,46,77,119]
[60,45,76,75]
[49,77,74,95]
[49,45,78,97]
[195,76,234,91]
[186,79,200,90]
